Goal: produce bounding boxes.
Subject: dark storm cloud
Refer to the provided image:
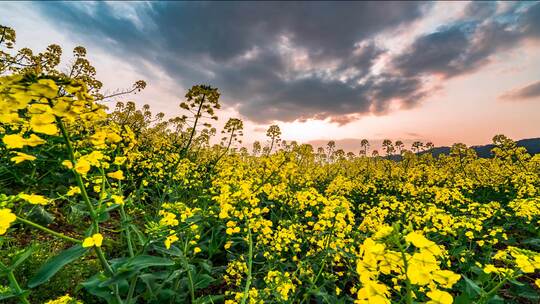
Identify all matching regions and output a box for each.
[33,1,432,124]
[464,1,498,20]
[33,2,538,124]
[393,2,540,79]
[500,81,540,101]
[521,1,540,37]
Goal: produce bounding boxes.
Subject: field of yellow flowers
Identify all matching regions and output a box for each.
[1,24,539,304]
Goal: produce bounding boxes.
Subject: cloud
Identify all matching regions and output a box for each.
[500,80,540,101]
[393,2,540,79]
[464,1,498,20]
[29,2,539,125]
[31,2,435,124]
[521,1,540,37]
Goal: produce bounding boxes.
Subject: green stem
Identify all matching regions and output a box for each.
[55,116,99,232]
[479,276,511,304]
[396,237,413,304]
[16,216,81,243]
[182,94,205,157]
[126,277,138,304]
[6,268,30,304]
[53,110,120,301]
[120,205,135,257]
[240,226,253,304]
[313,221,336,286]
[95,247,114,275]
[182,237,195,303]
[121,205,136,304]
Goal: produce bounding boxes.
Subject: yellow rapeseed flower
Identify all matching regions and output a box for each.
[431,269,461,288]
[2,133,47,149]
[0,208,17,235]
[29,113,58,135]
[111,195,124,205]
[2,134,26,149]
[74,159,91,175]
[25,134,47,147]
[82,233,103,248]
[66,186,81,196]
[165,233,178,249]
[29,79,58,99]
[62,160,73,169]
[426,289,453,304]
[10,152,36,164]
[19,193,49,205]
[107,170,125,180]
[44,294,82,304]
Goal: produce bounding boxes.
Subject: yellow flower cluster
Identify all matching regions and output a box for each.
[508,197,540,224]
[1,63,539,303]
[0,208,16,235]
[19,193,49,205]
[224,259,248,287]
[82,233,103,248]
[264,270,296,301]
[44,294,83,304]
[354,228,459,304]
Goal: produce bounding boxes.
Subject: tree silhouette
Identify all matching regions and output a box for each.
[266,124,281,154]
[221,118,243,151]
[395,140,404,155]
[252,141,262,156]
[181,85,220,155]
[412,141,424,153]
[360,139,370,156]
[382,139,395,156]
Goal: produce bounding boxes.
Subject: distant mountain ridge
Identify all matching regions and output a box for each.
[420,137,540,158]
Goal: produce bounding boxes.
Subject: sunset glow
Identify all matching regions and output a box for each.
[1,1,538,151]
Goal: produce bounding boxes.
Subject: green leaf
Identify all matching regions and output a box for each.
[28,244,87,288]
[198,260,213,274]
[462,275,483,296]
[0,292,16,301]
[193,295,225,304]
[486,295,505,304]
[96,210,110,223]
[67,204,87,224]
[0,262,9,273]
[138,272,170,291]
[193,273,214,290]
[130,224,147,245]
[124,255,174,270]
[82,274,127,304]
[522,238,540,250]
[508,278,525,287]
[27,206,54,225]
[10,246,34,270]
[156,289,177,301]
[152,244,184,257]
[98,270,136,288]
[511,283,540,300]
[454,293,475,304]
[101,255,175,287]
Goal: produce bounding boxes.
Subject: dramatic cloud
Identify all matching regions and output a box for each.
[463,1,498,20]
[393,2,540,79]
[32,2,432,123]
[29,1,540,125]
[500,80,540,101]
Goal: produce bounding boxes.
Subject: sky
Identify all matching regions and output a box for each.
[1,1,539,152]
